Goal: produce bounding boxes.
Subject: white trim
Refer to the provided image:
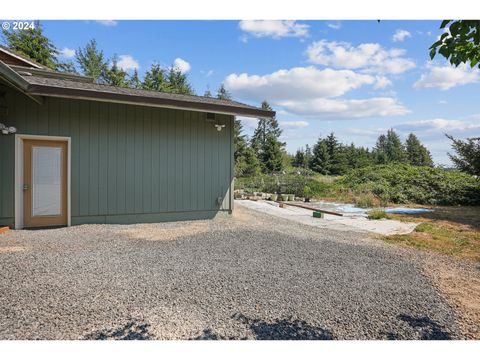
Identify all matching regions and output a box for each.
[15,134,71,229]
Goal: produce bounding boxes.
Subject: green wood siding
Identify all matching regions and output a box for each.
[0,87,233,227]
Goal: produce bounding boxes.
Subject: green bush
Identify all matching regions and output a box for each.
[355,193,379,208]
[367,210,390,220]
[340,163,480,206]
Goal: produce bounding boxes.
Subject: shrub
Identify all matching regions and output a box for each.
[340,163,480,206]
[367,210,390,220]
[355,193,380,208]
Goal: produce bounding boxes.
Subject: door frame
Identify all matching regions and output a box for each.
[15,134,71,229]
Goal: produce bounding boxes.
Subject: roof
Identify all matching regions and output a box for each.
[0,48,275,119]
[0,44,48,69]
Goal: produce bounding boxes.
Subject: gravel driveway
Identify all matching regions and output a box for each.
[0,203,459,340]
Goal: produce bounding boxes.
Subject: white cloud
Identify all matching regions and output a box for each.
[173,58,191,73]
[116,55,139,71]
[237,116,258,130]
[225,66,409,120]
[59,47,75,58]
[279,121,309,129]
[395,118,480,133]
[306,40,415,74]
[413,63,480,90]
[392,29,412,42]
[95,20,117,27]
[344,127,385,136]
[327,22,342,30]
[277,97,410,119]
[225,66,376,101]
[347,117,480,141]
[239,20,309,39]
[374,76,393,89]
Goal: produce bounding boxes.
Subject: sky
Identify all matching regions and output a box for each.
[7,20,480,165]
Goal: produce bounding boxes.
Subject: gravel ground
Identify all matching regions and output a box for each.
[0,203,461,340]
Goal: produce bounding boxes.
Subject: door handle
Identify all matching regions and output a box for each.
[23,184,29,191]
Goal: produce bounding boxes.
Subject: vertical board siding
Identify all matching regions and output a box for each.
[0,88,233,225]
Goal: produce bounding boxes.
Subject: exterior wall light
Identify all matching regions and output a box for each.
[0,123,17,135]
[214,124,226,132]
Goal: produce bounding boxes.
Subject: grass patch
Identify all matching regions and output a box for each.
[367,210,390,220]
[384,207,480,261]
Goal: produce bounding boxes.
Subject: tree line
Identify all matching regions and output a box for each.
[294,129,434,176]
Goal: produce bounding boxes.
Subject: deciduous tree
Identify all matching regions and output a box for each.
[430,20,480,68]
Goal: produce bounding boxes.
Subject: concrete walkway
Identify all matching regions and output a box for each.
[236,200,418,235]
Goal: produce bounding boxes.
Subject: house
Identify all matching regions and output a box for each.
[0,46,274,229]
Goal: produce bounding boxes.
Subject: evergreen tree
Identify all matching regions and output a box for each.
[76,39,107,83]
[216,83,231,100]
[293,148,306,168]
[250,102,283,157]
[204,89,213,97]
[142,63,169,92]
[304,144,312,169]
[447,135,480,176]
[103,55,128,87]
[241,147,262,177]
[374,129,407,164]
[324,132,348,175]
[235,146,262,177]
[405,133,434,167]
[2,21,59,70]
[262,134,284,172]
[166,67,194,95]
[128,69,142,89]
[346,144,372,169]
[250,101,284,172]
[309,138,330,174]
[373,134,389,164]
[251,118,267,156]
[385,129,407,162]
[233,118,248,166]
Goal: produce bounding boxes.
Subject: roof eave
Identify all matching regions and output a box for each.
[26,84,276,118]
[0,47,44,69]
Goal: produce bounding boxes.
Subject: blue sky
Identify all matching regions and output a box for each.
[9,20,480,165]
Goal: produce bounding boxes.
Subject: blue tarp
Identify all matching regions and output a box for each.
[385,207,433,214]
